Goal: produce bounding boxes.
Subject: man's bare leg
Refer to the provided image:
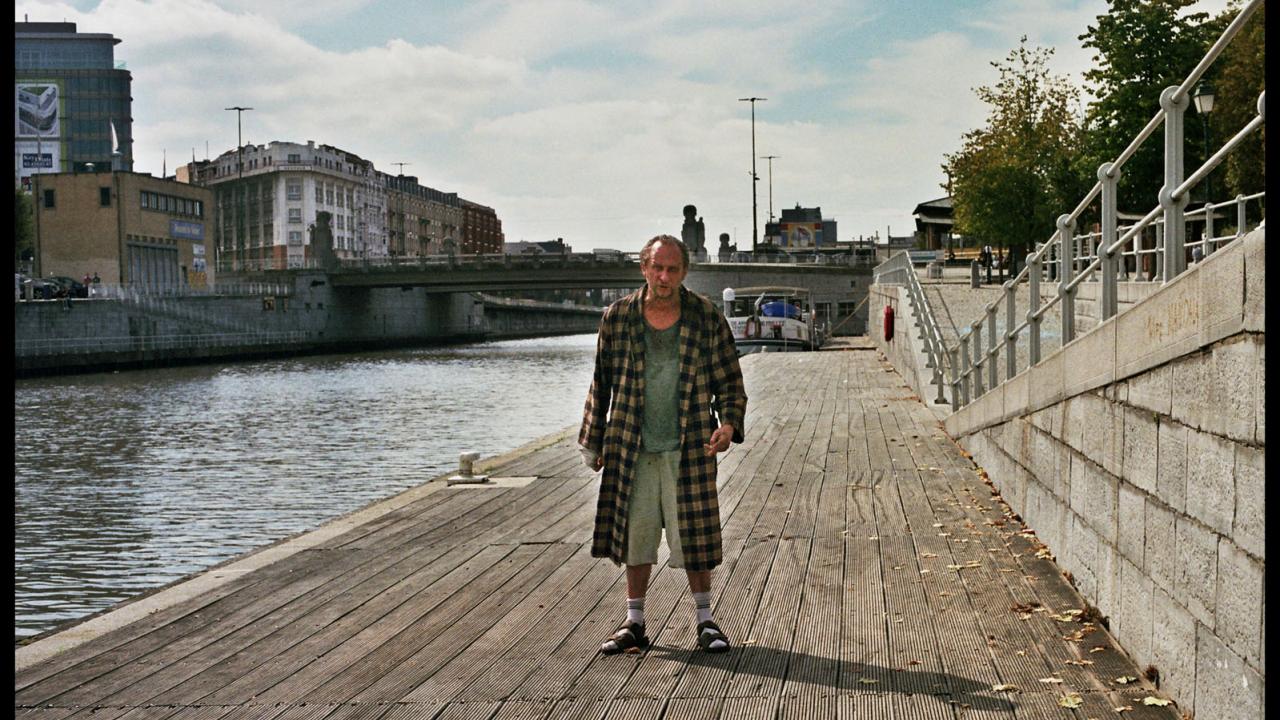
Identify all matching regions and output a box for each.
[627,564,653,598]
[686,569,727,651]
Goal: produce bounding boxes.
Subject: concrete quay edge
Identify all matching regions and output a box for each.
[14,424,579,673]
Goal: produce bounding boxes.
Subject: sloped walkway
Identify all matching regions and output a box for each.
[15,350,1180,720]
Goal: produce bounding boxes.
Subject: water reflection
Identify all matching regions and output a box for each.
[14,334,598,641]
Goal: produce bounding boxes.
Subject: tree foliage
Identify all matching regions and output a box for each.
[15,186,35,271]
[1077,0,1216,211]
[1206,2,1264,200]
[943,37,1086,259]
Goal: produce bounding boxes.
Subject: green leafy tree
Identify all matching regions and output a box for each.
[1077,0,1217,212]
[1206,2,1264,202]
[15,186,35,272]
[943,37,1087,265]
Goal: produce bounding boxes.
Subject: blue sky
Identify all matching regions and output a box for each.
[16,0,1230,252]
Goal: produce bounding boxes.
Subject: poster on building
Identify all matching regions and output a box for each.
[15,140,61,185]
[15,82,60,138]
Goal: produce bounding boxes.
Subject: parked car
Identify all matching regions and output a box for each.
[47,276,88,298]
[22,277,61,299]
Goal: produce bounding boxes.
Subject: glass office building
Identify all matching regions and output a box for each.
[15,21,133,189]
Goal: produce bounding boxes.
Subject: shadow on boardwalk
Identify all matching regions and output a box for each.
[647,645,1017,713]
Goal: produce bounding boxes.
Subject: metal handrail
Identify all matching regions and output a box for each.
[872,251,949,405]
[943,0,1265,414]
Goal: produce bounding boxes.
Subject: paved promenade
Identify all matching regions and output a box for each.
[16,348,1180,719]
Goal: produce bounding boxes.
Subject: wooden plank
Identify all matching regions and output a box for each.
[262,544,547,704]
[657,698,718,720]
[723,537,810,699]
[398,543,595,704]
[714,697,773,720]
[430,701,501,720]
[353,542,581,703]
[780,538,842,700]
[599,697,662,720]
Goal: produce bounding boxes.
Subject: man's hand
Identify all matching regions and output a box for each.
[580,446,603,472]
[704,424,735,456]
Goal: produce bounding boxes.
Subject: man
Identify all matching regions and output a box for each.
[579,234,746,655]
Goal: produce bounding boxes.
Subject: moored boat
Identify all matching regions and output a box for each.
[721,286,824,355]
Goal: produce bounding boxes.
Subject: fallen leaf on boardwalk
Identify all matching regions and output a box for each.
[858,678,879,685]
[1050,611,1083,622]
[946,561,981,570]
[742,640,756,645]
[1058,694,1083,709]
[1114,675,1138,684]
[1141,697,1171,706]
[991,684,1018,692]
[894,618,904,623]
[999,568,1017,573]
[932,523,945,528]
[868,535,879,540]
[937,533,952,537]
[1089,646,1107,653]
[1062,630,1087,642]
[908,660,922,666]
[1015,650,1027,656]
[938,591,952,598]
[1114,706,1133,713]
[921,552,939,558]
[1034,548,1055,559]
[892,564,904,570]
[919,569,931,574]
[1038,677,1064,684]
[1064,659,1094,666]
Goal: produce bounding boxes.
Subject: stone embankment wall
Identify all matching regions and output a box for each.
[943,229,1264,719]
[867,283,945,407]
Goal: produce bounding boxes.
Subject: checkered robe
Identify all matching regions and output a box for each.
[579,285,747,572]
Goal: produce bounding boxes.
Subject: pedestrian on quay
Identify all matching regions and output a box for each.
[91,271,101,297]
[579,234,746,656]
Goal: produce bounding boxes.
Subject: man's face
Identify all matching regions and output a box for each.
[641,241,687,301]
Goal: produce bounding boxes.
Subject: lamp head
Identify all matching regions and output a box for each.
[1193,81,1215,114]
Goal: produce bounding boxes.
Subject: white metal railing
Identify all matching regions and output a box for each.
[873,251,949,404]
[14,331,311,357]
[946,0,1265,412]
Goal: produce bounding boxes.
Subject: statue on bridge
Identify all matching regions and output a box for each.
[717,233,735,263]
[682,205,708,262]
[309,211,339,271]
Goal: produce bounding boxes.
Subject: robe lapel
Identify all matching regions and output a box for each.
[677,287,701,438]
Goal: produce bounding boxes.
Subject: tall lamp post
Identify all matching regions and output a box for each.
[761,155,779,223]
[225,106,253,272]
[1192,82,1214,203]
[738,97,766,253]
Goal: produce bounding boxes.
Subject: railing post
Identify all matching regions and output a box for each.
[1099,162,1120,320]
[1027,251,1041,365]
[1203,201,1215,257]
[1155,222,1164,280]
[1159,85,1189,281]
[1235,193,1247,243]
[959,333,971,405]
[1056,214,1076,344]
[1005,281,1016,380]
[971,322,985,398]
[986,303,998,389]
[948,347,960,412]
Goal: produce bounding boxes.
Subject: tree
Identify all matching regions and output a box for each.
[15,186,35,272]
[1077,0,1217,212]
[1206,2,1264,202]
[943,37,1087,264]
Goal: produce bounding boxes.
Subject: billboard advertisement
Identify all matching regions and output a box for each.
[16,82,60,138]
[15,140,61,185]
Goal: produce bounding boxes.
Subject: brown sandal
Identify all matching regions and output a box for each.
[600,621,649,655]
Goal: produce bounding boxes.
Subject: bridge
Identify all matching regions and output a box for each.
[326,253,646,293]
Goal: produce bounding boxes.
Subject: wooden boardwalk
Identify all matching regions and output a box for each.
[16,348,1180,720]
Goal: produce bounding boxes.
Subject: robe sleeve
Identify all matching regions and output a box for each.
[579,306,615,454]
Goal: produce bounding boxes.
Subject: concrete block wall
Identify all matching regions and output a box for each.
[868,283,946,407]
[943,228,1264,719]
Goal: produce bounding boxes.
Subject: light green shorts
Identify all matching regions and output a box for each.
[625,450,684,569]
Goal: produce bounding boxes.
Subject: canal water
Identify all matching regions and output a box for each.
[14,334,599,642]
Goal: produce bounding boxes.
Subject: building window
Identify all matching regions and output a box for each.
[100,187,112,207]
[288,208,302,224]
[43,189,55,208]
[316,185,324,203]
[287,153,301,163]
[336,215,344,230]
[287,182,302,201]
[288,231,303,246]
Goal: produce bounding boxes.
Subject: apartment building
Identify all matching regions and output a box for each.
[381,172,462,257]
[461,199,504,255]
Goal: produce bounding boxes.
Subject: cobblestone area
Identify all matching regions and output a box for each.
[919,272,1095,387]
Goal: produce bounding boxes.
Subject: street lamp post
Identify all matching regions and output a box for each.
[1193,82,1215,203]
[225,106,253,272]
[761,155,779,223]
[738,97,766,253]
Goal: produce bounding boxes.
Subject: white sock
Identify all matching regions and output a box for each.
[692,591,726,649]
[627,596,645,626]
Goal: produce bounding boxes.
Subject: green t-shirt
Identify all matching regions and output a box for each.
[642,318,681,452]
